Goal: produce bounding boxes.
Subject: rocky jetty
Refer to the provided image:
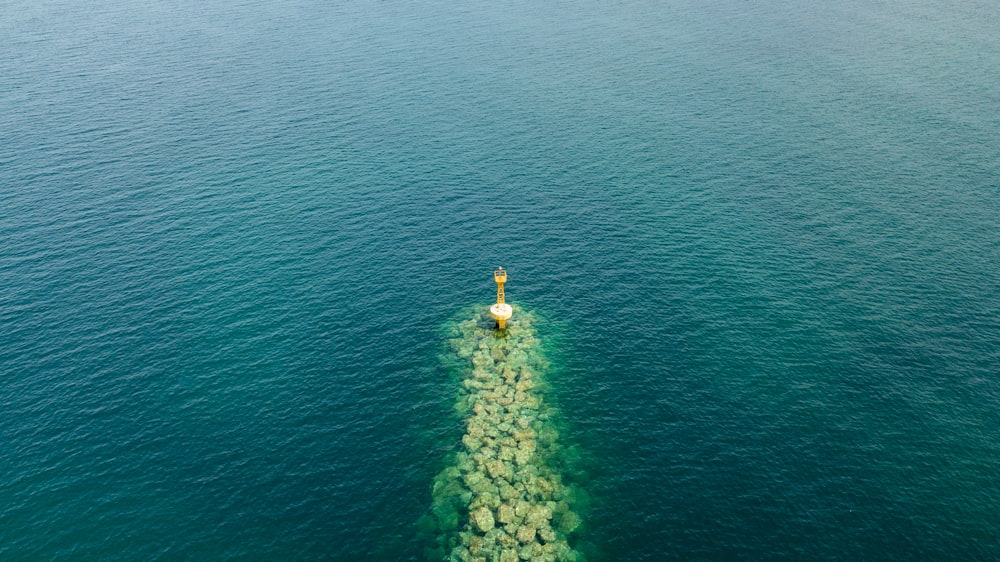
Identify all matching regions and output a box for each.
[426,307,585,562]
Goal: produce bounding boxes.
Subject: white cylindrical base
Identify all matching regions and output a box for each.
[489,303,512,328]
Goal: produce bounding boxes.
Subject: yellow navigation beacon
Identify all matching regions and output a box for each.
[489,267,513,329]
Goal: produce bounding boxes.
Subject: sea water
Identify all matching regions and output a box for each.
[2,0,998,559]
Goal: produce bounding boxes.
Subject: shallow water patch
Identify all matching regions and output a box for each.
[422,306,586,562]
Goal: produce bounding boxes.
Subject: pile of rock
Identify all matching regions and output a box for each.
[430,308,584,562]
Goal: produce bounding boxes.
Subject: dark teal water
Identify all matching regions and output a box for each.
[2,0,998,559]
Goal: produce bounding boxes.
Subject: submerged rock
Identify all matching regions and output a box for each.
[515,525,536,544]
[538,525,557,544]
[497,503,516,525]
[427,307,585,561]
[557,511,581,535]
[471,506,495,533]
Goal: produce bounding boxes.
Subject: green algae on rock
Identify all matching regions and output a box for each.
[425,306,585,562]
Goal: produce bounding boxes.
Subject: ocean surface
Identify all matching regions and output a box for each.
[2,0,999,559]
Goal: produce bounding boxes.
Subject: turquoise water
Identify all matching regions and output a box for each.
[2,0,998,559]
[423,306,588,561]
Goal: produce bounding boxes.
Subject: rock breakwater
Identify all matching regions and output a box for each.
[424,307,585,562]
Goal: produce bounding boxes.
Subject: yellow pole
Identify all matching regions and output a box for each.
[491,267,511,329]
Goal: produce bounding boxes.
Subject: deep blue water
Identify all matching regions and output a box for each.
[2,0,999,559]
